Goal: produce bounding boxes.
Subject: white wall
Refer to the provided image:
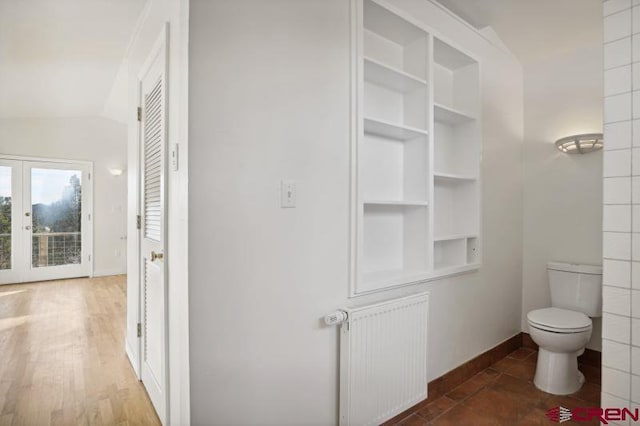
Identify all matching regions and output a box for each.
[188,1,524,424]
[123,0,190,424]
[0,117,127,277]
[521,45,604,351]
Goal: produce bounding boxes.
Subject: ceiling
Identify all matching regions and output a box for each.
[436,0,602,65]
[0,0,146,118]
[0,0,602,118]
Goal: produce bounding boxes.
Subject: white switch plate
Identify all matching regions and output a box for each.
[171,143,179,171]
[281,180,296,208]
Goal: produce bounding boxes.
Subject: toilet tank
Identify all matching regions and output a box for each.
[548,262,602,317]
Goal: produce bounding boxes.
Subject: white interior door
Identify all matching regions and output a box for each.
[0,158,92,285]
[138,27,168,424]
[0,159,22,284]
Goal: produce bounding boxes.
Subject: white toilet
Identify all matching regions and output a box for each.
[527,262,602,395]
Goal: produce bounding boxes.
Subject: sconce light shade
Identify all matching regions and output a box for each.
[555,133,603,154]
[109,168,124,176]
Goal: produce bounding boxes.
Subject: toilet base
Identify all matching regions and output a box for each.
[533,347,584,395]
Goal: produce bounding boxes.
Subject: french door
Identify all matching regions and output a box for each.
[0,158,92,284]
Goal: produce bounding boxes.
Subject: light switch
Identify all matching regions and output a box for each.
[281,180,296,208]
[171,143,179,171]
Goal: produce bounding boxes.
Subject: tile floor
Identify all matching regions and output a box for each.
[390,347,601,426]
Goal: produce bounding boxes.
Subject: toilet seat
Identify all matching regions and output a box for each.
[527,307,592,333]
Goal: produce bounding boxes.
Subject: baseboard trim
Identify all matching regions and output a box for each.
[384,331,602,424]
[383,333,522,424]
[93,268,127,277]
[125,340,140,379]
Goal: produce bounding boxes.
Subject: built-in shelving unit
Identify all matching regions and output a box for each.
[351,0,481,295]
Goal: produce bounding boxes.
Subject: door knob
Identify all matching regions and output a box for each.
[151,251,164,262]
[24,226,31,230]
[25,212,30,217]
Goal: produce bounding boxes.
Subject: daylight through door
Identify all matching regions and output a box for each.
[0,158,92,284]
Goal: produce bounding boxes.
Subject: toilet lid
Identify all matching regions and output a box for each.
[527,308,592,332]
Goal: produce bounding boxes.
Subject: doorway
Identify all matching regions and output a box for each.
[0,157,92,284]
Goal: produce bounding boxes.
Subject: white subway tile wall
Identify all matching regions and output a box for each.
[607,65,632,96]
[605,339,632,371]
[607,0,632,17]
[603,232,631,260]
[605,313,632,343]
[606,149,632,176]
[604,259,632,287]
[605,10,632,43]
[605,37,631,69]
[607,121,632,150]
[603,0,640,408]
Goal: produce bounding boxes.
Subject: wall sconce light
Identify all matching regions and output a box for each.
[555,133,603,154]
[109,168,124,176]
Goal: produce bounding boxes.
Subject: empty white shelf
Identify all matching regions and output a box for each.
[433,262,481,273]
[364,117,428,141]
[434,234,478,242]
[364,200,428,207]
[362,269,429,287]
[434,103,476,125]
[434,172,477,182]
[364,57,427,93]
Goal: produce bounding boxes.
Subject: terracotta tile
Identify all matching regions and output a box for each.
[490,374,549,408]
[524,351,538,365]
[504,361,536,382]
[542,394,583,411]
[394,413,429,426]
[416,396,456,422]
[445,375,489,402]
[474,368,501,385]
[483,367,501,378]
[569,382,600,405]
[463,387,522,424]
[515,407,552,426]
[491,356,520,373]
[508,348,535,360]
[431,404,496,426]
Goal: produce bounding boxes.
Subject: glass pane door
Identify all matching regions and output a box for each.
[0,166,11,270]
[0,159,22,284]
[22,161,91,283]
[30,168,83,268]
[0,159,91,285]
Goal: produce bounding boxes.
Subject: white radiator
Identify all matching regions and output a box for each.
[336,292,429,426]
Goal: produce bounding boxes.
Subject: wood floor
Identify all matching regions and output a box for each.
[0,275,159,426]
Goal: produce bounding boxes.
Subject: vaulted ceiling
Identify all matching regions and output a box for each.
[0,0,146,118]
[436,0,602,65]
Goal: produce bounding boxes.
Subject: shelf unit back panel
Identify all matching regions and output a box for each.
[361,134,428,201]
[363,0,428,79]
[433,120,479,176]
[364,81,427,129]
[362,204,428,274]
[434,180,479,237]
[433,63,479,116]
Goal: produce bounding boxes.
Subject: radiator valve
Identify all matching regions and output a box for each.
[324,310,348,326]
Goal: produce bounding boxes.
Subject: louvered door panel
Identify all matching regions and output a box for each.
[143,77,163,242]
[138,26,168,424]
